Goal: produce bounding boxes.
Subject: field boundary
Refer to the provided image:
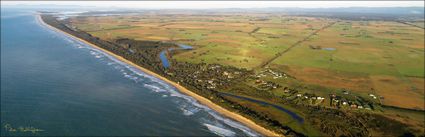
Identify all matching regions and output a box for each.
[395,21,425,29]
[257,21,338,68]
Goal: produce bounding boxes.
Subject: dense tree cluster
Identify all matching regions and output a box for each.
[42,14,420,137]
[305,106,417,136]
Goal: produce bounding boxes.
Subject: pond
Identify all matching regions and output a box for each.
[322,48,336,51]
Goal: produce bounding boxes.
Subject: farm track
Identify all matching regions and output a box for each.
[87,26,141,32]
[257,21,338,68]
[249,27,261,34]
[395,21,425,29]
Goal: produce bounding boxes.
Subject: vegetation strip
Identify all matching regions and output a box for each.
[37,14,282,137]
[38,11,424,136]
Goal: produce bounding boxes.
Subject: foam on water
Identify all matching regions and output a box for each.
[209,112,260,137]
[204,123,237,137]
[40,18,261,136]
[179,103,201,116]
[100,54,261,136]
[143,84,167,93]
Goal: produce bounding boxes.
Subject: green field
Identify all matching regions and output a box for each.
[269,21,424,109]
[68,12,424,135]
[70,14,332,68]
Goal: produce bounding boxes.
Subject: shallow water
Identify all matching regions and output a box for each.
[322,47,336,51]
[1,7,259,136]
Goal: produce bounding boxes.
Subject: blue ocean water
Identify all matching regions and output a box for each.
[0,7,259,136]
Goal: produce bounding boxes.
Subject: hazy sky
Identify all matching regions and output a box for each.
[2,1,424,9]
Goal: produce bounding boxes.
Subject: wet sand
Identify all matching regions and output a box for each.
[37,14,281,137]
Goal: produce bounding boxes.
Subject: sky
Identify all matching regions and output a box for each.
[2,1,424,9]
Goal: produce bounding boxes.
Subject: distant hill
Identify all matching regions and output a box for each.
[217,7,424,21]
[269,7,424,15]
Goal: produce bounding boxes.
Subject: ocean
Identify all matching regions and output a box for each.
[0,7,259,136]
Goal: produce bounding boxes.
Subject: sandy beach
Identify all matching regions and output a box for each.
[37,14,281,137]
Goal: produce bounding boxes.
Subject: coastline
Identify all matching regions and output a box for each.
[36,14,281,137]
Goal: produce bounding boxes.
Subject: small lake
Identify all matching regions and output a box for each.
[322,48,336,51]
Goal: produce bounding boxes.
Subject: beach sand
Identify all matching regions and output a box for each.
[37,14,281,137]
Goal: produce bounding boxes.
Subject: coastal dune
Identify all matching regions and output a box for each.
[37,14,281,137]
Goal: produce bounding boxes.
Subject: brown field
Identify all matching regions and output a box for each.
[69,13,424,110]
[62,11,425,136]
[273,65,374,92]
[371,75,424,109]
[70,14,333,68]
[269,21,424,109]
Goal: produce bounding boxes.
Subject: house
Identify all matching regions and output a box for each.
[223,71,229,76]
[283,87,290,93]
[364,105,372,110]
[255,80,261,84]
[207,80,214,84]
[369,94,377,99]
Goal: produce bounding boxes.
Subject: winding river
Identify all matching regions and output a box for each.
[159,44,193,68]
[1,7,260,136]
[158,44,304,123]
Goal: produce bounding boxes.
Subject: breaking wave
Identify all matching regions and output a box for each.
[42,21,261,136]
[204,123,237,137]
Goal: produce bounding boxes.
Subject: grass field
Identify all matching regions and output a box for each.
[70,14,332,68]
[65,11,425,135]
[69,13,424,110]
[268,21,424,109]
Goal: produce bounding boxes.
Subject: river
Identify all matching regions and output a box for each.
[0,7,259,136]
[159,44,193,68]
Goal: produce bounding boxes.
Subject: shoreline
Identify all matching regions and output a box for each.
[36,14,281,137]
